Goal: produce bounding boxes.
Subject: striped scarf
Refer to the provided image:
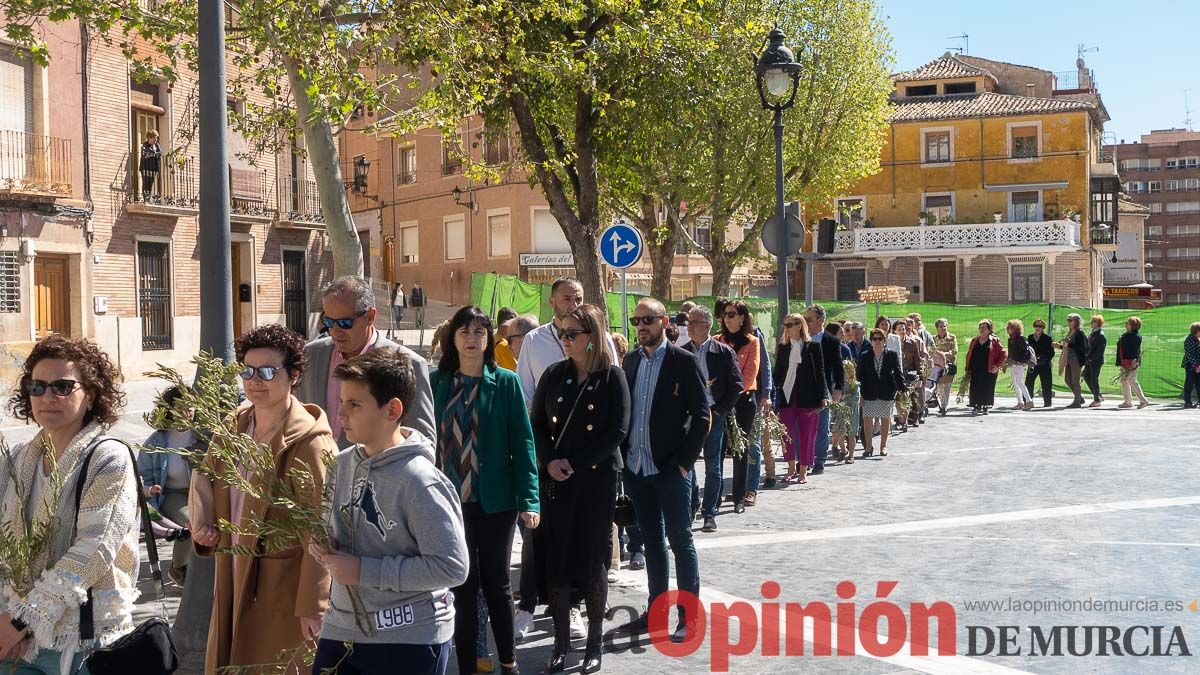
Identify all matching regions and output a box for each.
[438,374,481,503]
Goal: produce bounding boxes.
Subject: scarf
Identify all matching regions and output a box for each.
[722,330,750,352]
[782,341,804,405]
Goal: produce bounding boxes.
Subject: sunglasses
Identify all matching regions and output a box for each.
[870,337,885,342]
[26,379,80,397]
[557,328,591,342]
[320,310,367,330]
[239,366,284,381]
[723,311,741,319]
[629,315,664,327]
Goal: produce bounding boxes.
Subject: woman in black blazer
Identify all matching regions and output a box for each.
[771,313,828,484]
[530,304,630,674]
[857,328,904,457]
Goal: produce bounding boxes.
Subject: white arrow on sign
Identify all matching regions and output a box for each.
[609,230,636,261]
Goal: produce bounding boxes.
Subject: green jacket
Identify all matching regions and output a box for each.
[431,364,540,515]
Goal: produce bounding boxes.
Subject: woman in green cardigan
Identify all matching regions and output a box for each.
[431,306,540,675]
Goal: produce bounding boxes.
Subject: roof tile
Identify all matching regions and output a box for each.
[893,53,998,83]
[889,91,1094,123]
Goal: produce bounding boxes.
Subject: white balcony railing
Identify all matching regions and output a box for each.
[832,219,1080,256]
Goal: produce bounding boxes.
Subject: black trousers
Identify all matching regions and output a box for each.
[1025,361,1054,406]
[1185,368,1200,406]
[729,392,757,504]
[454,504,518,674]
[1082,362,1104,402]
[313,639,451,675]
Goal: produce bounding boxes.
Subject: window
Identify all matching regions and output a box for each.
[399,225,419,264]
[1167,158,1180,169]
[905,84,937,97]
[1149,158,1162,169]
[137,241,172,350]
[1125,181,1144,193]
[1010,263,1043,303]
[1146,270,1163,282]
[1150,203,1163,214]
[441,132,464,175]
[398,146,416,184]
[1167,224,1200,236]
[943,82,976,94]
[0,46,33,136]
[0,251,19,313]
[130,80,166,199]
[1167,270,1200,282]
[488,212,511,257]
[1186,178,1200,190]
[836,197,865,228]
[281,250,307,337]
[1168,247,1200,259]
[1147,248,1163,260]
[1010,190,1041,222]
[1166,201,1200,214]
[922,129,952,164]
[678,217,713,253]
[1123,158,1160,171]
[1189,157,1200,168]
[1009,124,1039,160]
[484,125,511,165]
[836,268,866,302]
[444,216,465,260]
[532,207,571,253]
[923,193,954,224]
[1149,181,1162,193]
[1167,180,1181,192]
[1169,292,1200,303]
[1147,225,1162,237]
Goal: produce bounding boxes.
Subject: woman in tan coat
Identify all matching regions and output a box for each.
[190,324,337,675]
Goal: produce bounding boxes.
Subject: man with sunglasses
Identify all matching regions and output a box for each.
[515,278,617,405]
[617,298,710,643]
[296,276,436,446]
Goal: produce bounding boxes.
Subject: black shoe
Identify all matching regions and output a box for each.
[763,477,777,489]
[628,552,645,571]
[547,645,567,673]
[582,641,602,674]
[701,516,717,533]
[810,464,825,475]
[733,502,745,514]
[502,666,520,675]
[617,613,649,635]
[670,623,693,644]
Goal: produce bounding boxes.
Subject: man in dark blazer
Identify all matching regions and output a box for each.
[618,298,710,643]
[295,276,436,446]
[804,304,845,474]
[682,306,742,533]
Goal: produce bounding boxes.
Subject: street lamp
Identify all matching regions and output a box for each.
[451,185,477,211]
[754,27,802,325]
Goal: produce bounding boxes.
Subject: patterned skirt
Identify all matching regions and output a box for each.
[862,397,895,419]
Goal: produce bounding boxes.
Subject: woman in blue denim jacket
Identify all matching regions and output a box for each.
[138,386,197,585]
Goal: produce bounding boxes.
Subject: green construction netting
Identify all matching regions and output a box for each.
[471,272,1198,401]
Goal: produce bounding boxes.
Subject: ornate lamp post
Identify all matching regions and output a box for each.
[754,27,802,323]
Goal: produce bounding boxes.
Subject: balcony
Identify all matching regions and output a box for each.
[0,130,72,201]
[1089,225,1116,249]
[831,219,1081,257]
[230,166,274,224]
[278,177,323,227]
[124,154,199,216]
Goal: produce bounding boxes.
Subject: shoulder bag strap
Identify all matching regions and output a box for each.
[76,437,165,645]
[553,373,591,452]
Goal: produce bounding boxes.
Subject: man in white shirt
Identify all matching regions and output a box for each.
[515,277,617,405]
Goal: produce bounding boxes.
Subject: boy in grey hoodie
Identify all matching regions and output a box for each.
[309,347,469,675]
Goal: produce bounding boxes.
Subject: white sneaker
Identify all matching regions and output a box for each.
[513,609,534,642]
[569,607,586,639]
[607,568,619,583]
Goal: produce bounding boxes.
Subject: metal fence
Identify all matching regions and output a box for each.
[0,130,72,195]
[126,153,199,208]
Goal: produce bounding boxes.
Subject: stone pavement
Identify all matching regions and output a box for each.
[121,395,1200,674]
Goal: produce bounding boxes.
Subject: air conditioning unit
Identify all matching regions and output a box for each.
[402,255,417,264]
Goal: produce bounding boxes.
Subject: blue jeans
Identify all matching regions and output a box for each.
[623,466,700,623]
[689,415,726,518]
[621,525,643,555]
[814,406,831,467]
[747,438,763,493]
[313,639,451,675]
[2,649,89,675]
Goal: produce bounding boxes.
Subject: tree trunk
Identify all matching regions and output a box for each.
[629,195,677,300]
[711,252,735,298]
[282,54,363,278]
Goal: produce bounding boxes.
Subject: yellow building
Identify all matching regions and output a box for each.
[813,54,1122,307]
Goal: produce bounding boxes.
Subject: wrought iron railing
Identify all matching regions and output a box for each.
[832,219,1081,254]
[125,153,199,209]
[1089,226,1115,247]
[230,165,274,218]
[282,177,323,222]
[0,130,72,197]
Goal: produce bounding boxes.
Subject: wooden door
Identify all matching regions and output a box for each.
[923,261,956,304]
[231,244,243,338]
[34,256,69,338]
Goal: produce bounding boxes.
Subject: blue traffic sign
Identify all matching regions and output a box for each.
[600,222,643,269]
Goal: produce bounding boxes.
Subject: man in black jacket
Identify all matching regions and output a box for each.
[804,304,845,474]
[409,281,426,328]
[619,298,711,643]
[1025,319,1055,407]
[682,306,742,534]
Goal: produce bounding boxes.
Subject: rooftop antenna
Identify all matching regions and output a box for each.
[946,33,968,55]
[1077,43,1099,60]
[1185,89,1193,130]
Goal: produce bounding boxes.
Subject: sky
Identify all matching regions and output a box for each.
[878,0,1200,143]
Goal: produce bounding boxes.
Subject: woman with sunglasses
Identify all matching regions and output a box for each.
[531,304,629,673]
[0,336,138,674]
[857,329,904,457]
[714,300,760,514]
[189,323,337,675]
[772,314,827,483]
[1025,319,1055,408]
[430,306,539,675]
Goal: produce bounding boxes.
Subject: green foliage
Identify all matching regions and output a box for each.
[0,438,63,598]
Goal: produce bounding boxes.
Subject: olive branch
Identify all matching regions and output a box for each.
[0,437,64,599]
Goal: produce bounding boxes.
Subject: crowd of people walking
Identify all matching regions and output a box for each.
[0,273,1197,675]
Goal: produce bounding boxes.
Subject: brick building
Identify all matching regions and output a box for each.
[810,54,1122,308]
[0,15,334,377]
[1107,128,1200,305]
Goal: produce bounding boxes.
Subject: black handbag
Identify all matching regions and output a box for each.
[946,363,958,377]
[74,438,179,675]
[613,488,637,528]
